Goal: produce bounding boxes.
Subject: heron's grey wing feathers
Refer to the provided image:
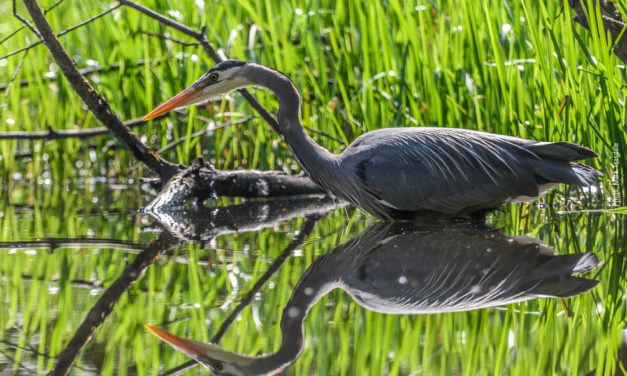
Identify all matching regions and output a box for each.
[348,128,537,213]
[345,128,600,214]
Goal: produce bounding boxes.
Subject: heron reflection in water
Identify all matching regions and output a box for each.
[146,223,599,375]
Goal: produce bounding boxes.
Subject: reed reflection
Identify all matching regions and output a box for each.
[147,223,600,376]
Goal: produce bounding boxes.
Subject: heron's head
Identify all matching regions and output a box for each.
[143,60,250,120]
[145,325,257,376]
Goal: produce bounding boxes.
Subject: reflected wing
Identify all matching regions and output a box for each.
[347,228,599,313]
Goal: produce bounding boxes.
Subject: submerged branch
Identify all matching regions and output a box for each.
[145,160,325,211]
[0,237,144,252]
[0,341,97,375]
[22,0,178,179]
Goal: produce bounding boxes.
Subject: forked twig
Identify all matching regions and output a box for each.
[1,0,64,45]
[12,0,41,38]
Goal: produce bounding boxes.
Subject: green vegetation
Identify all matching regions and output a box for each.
[1,0,625,195]
[0,0,625,375]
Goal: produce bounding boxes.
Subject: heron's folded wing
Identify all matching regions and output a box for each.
[356,133,540,213]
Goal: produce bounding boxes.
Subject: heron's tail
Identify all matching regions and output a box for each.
[526,141,603,187]
[530,277,599,298]
[569,162,603,186]
[529,252,600,298]
[527,141,598,161]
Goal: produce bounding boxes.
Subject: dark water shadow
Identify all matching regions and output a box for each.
[151,222,601,376]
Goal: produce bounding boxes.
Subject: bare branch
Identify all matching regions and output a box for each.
[136,29,202,47]
[0,115,165,140]
[156,115,256,154]
[304,125,346,146]
[0,58,164,92]
[0,24,27,46]
[1,37,41,60]
[22,0,178,179]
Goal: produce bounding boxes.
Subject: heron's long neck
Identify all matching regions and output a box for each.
[245,257,340,374]
[245,65,339,188]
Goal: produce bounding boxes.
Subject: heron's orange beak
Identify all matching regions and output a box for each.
[143,86,203,120]
[145,324,205,359]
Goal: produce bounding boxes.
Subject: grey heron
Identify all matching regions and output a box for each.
[145,223,599,375]
[143,60,602,219]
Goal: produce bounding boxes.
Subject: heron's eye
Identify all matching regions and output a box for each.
[213,363,223,371]
[209,73,219,81]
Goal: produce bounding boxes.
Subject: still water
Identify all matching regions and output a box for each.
[0,180,624,375]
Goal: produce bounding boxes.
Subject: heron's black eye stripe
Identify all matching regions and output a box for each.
[209,73,218,81]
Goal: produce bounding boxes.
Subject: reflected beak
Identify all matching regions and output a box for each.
[145,324,206,360]
[143,86,203,120]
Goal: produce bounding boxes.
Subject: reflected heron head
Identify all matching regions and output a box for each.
[145,325,255,376]
[143,60,251,120]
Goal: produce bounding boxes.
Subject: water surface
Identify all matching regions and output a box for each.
[0,180,624,375]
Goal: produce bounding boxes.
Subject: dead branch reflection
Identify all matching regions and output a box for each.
[144,195,341,243]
